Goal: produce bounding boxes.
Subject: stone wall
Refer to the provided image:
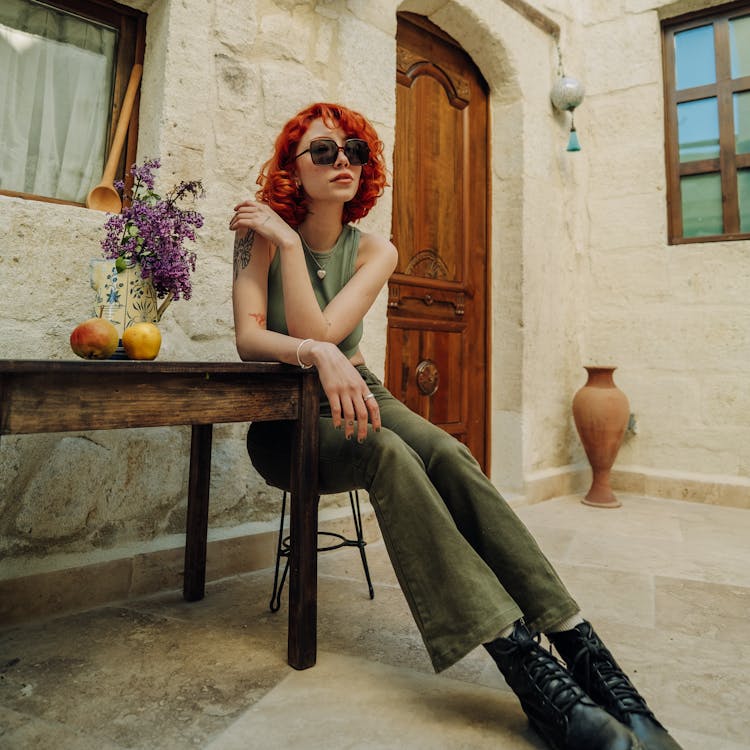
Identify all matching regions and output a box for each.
[575,0,750,504]
[0,0,397,574]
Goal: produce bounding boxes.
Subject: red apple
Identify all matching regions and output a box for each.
[70,317,119,359]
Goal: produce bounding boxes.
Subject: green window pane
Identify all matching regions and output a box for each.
[674,25,716,89]
[738,169,750,232]
[681,173,723,237]
[734,92,750,154]
[729,15,750,79]
[678,98,719,161]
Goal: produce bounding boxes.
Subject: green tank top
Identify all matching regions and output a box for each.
[266,224,364,359]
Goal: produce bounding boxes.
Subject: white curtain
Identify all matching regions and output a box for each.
[0,0,115,203]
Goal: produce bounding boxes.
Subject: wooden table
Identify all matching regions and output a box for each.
[0,360,320,669]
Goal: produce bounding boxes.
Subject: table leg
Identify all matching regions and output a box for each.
[287,374,320,669]
[184,423,213,601]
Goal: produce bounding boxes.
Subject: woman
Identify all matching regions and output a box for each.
[230,102,681,750]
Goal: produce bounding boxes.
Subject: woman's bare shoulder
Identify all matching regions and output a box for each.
[355,228,398,270]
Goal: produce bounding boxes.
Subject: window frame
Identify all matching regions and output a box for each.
[0,0,146,208]
[662,1,750,243]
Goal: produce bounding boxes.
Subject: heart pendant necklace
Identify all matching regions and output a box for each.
[299,233,338,282]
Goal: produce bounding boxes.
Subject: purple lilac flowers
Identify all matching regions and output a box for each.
[100,159,205,301]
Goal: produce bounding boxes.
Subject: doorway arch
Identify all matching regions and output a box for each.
[390,1,575,497]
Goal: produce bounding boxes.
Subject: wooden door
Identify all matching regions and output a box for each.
[386,13,491,471]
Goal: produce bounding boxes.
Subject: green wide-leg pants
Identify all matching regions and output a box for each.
[247,367,579,672]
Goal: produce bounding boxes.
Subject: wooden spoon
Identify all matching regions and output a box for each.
[86,63,143,213]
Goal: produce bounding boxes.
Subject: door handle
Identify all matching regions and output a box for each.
[416,359,439,396]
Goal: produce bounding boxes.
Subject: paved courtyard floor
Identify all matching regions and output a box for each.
[1,494,748,749]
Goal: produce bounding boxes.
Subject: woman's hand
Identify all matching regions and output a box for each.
[301,340,381,442]
[229,199,298,249]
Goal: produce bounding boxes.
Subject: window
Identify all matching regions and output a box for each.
[662,2,750,242]
[0,0,145,207]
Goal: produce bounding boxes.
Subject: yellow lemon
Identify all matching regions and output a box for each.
[122,322,162,360]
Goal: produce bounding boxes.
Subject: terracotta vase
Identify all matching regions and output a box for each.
[572,366,630,508]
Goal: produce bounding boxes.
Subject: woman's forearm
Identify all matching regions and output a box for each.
[235,326,310,366]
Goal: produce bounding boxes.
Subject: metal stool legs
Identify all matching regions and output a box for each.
[269,490,375,612]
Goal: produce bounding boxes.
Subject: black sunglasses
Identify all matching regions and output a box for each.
[294,138,370,166]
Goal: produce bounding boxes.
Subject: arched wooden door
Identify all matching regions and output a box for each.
[386,13,491,471]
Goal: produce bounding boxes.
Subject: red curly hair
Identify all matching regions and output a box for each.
[256,103,387,228]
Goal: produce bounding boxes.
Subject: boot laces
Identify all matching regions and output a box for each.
[567,631,655,719]
[516,636,585,717]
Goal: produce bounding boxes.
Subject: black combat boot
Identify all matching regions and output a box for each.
[484,621,642,750]
[549,622,683,750]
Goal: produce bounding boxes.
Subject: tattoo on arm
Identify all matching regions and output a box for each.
[233,230,255,279]
[248,312,266,328]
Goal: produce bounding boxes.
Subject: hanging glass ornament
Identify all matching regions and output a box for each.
[551,75,585,152]
[567,119,581,152]
[550,76,585,112]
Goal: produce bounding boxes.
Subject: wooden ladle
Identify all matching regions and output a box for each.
[86,63,143,213]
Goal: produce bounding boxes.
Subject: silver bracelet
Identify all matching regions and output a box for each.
[296,338,314,369]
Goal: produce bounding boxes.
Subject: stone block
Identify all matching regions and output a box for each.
[652,0,727,19]
[215,55,259,112]
[490,409,524,492]
[585,86,666,196]
[667,245,750,306]
[588,246,671,304]
[130,545,185,597]
[0,559,132,625]
[337,15,395,116]
[586,303,750,374]
[260,63,326,125]
[582,14,662,95]
[699,376,750,427]
[257,8,314,64]
[625,0,663,12]
[718,481,750,509]
[347,0,398,35]
[214,0,258,54]
[580,0,628,25]
[588,191,667,251]
[14,437,114,541]
[636,428,742,476]
[610,467,648,494]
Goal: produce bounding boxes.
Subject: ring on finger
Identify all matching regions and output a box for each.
[363,393,375,401]
[347,420,355,426]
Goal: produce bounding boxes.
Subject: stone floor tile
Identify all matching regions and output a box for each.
[510,522,577,562]
[669,727,750,750]
[516,494,687,542]
[678,504,750,549]
[569,619,750,746]
[1,494,746,749]
[565,528,750,587]
[0,706,127,750]
[655,576,750,642]
[0,606,289,749]
[551,562,655,626]
[204,651,545,750]
[317,537,400,589]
